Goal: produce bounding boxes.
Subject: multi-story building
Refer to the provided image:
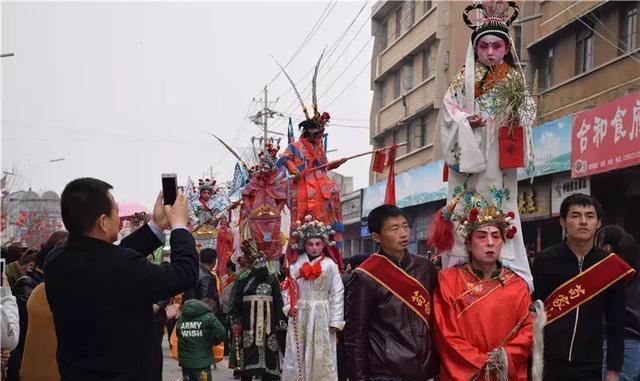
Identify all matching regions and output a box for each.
[524,0,640,241]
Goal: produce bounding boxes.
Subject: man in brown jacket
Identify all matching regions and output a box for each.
[344,204,439,381]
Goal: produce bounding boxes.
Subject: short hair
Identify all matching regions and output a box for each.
[201,298,218,313]
[199,248,217,265]
[226,259,236,273]
[560,193,603,220]
[61,178,114,234]
[35,231,69,269]
[368,204,407,235]
[18,251,37,266]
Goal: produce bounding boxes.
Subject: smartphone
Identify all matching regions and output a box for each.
[161,173,178,205]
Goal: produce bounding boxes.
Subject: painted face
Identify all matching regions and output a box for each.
[260,161,272,172]
[219,219,229,229]
[561,205,601,243]
[200,189,212,201]
[467,225,504,267]
[252,255,267,271]
[373,215,410,254]
[304,238,325,257]
[476,35,509,67]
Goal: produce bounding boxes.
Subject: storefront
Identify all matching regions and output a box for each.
[341,190,362,258]
[571,92,640,239]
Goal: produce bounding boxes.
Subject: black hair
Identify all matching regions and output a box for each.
[596,225,640,272]
[61,178,114,235]
[348,253,369,269]
[35,230,69,269]
[560,193,603,220]
[199,248,217,265]
[368,204,407,235]
[226,259,236,273]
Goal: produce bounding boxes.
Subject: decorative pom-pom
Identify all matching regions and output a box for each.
[428,208,455,252]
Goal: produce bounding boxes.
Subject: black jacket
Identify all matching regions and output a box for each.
[183,264,218,303]
[532,243,625,373]
[344,251,439,381]
[44,225,199,381]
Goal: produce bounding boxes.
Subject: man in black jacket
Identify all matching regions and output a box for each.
[532,194,626,381]
[183,248,218,303]
[44,177,199,381]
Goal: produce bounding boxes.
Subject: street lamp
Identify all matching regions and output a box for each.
[29,158,65,190]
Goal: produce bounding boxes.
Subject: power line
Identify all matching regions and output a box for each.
[325,57,371,109]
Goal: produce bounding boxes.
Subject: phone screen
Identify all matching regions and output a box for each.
[161,174,177,205]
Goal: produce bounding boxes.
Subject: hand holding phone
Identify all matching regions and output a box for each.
[161,174,178,206]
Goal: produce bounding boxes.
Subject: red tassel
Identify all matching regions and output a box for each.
[442,165,449,182]
[428,208,454,252]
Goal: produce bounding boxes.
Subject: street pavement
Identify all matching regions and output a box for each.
[162,339,236,381]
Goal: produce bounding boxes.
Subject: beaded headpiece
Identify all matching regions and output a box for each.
[197,178,217,193]
[463,0,519,46]
[290,214,336,250]
[249,143,280,176]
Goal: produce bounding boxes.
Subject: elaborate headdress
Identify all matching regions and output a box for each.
[463,0,519,46]
[198,178,217,193]
[241,238,265,264]
[249,143,280,176]
[429,188,517,252]
[274,51,331,132]
[290,214,336,250]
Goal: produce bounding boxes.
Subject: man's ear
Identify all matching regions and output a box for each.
[97,214,108,233]
[559,217,566,230]
[371,232,381,244]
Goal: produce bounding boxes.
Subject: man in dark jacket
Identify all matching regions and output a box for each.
[44,177,199,381]
[183,248,218,303]
[532,194,627,381]
[344,205,439,381]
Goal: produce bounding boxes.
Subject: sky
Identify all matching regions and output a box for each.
[1,1,373,207]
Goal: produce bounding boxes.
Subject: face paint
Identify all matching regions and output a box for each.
[476,35,508,67]
[304,238,325,257]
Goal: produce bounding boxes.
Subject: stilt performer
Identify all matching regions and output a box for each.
[187,177,229,250]
[435,0,536,289]
[275,52,346,269]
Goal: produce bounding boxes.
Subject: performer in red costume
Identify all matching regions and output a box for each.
[215,218,234,276]
[431,188,535,381]
[276,53,345,268]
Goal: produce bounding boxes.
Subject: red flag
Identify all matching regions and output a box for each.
[384,145,397,205]
[371,150,386,173]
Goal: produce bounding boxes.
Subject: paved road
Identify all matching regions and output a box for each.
[162,340,236,381]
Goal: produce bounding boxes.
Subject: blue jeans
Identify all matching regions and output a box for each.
[603,339,640,381]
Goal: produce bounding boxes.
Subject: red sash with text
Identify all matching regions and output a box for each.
[544,254,635,325]
[356,254,432,327]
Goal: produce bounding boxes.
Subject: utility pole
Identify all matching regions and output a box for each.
[249,86,285,150]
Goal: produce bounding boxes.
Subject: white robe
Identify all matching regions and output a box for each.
[439,62,534,291]
[281,254,344,381]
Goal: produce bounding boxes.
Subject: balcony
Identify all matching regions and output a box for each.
[530,1,604,48]
[376,7,437,79]
[376,76,436,135]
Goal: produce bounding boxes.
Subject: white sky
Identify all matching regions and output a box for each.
[1,1,373,207]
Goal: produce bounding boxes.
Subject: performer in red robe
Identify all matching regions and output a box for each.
[215,218,234,276]
[431,188,534,381]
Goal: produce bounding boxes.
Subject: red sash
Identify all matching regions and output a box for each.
[544,254,635,325]
[356,254,432,327]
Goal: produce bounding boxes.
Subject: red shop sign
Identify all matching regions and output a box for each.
[571,92,640,178]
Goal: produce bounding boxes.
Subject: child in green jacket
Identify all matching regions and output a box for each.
[177,298,225,381]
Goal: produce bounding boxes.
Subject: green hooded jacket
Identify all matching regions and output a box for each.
[177,299,225,369]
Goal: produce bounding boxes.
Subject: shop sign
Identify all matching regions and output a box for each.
[571,92,640,178]
[518,179,551,221]
[551,173,591,217]
[360,223,370,238]
[341,192,362,224]
[518,115,572,180]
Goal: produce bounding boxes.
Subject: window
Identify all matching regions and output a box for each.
[393,128,401,146]
[540,44,554,90]
[414,116,427,147]
[405,1,416,29]
[393,70,401,99]
[380,80,387,107]
[513,24,522,58]
[576,25,594,74]
[380,20,388,50]
[404,58,414,91]
[406,121,413,153]
[424,0,432,15]
[620,3,637,54]
[395,7,403,40]
[422,46,433,80]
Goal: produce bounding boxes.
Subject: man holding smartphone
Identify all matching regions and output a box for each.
[44,177,199,381]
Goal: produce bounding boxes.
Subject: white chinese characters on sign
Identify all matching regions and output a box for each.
[611,106,627,143]
[592,117,608,148]
[631,99,640,141]
[577,119,591,153]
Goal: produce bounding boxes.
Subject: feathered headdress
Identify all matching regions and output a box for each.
[241,239,265,264]
[273,51,331,132]
[249,143,280,176]
[197,178,217,193]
